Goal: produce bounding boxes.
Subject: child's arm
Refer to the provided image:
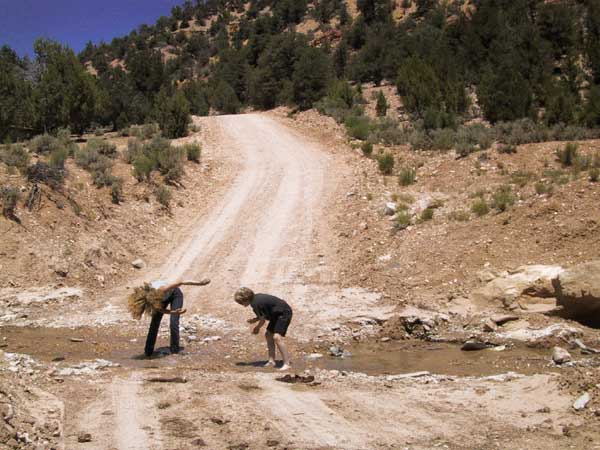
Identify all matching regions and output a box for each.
[247,317,260,324]
[160,279,211,292]
[252,319,266,334]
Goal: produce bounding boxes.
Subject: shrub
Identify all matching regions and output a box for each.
[375,91,388,117]
[75,147,115,188]
[344,114,371,140]
[369,118,407,145]
[124,139,144,164]
[556,142,578,167]
[398,167,416,186]
[133,155,154,181]
[111,178,124,204]
[471,198,489,217]
[157,145,185,183]
[408,129,431,151]
[86,138,117,157]
[29,134,61,154]
[128,124,160,140]
[183,143,201,163]
[377,153,394,175]
[497,144,517,154]
[431,128,455,151]
[49,146,68,169]
[361,142,373,157]
[26,162,64,189]
[154,89,191,139]
[543,169,570,185]
[0,144,30,172]
[155,184,172,208]
[420,207,434,222]
[590,168,599,182]
[510,170,535,187]
[491,185,515,212]
[395,211,411,230]
[1,186,20,218]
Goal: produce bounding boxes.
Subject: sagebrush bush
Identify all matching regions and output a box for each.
[86,138,117,157]
[128,123,160,140]
[408,129,431,151]
[510,170,535,187]
[398,167,416,186]
[497,144,517,154]
[0,144,30,172]
[368,118,407,146]
[471,198,489,217]
[29,134,62,154]
[377,152,394,175]
[431,128,455,151]
[419,207,434,222]
[361,142,373,157]
[491,185,515,212]
[183,143,201,163]
[133,155,154,181]
[124,139,144,164]
[535,181,553,195]
[1,186,20,218]
[111,177,124,204]
[589,168,599,182]
[155,184,172,208]
[448,210,470,222]
[49,146,68,169]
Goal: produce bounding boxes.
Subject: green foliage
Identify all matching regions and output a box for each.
[419,207,434,222]
[395,211,412,230]
[184,143,201,163]
[478,65,533,123]
[211,80,240,114]
[510,170,535,187]
[1,185,20,218]
[127,123,160,140]
[491,185,515,212]
[153,88,191,139]
[155,184,172,208]
[375,91,388,117]
[292,46,333,110]
[0,144,29,172]
[535,181,554,195]
[448,210,470,222]
[111,177,124,204]
[86,137,117,157]
[590,167,599,182]
[361,142,373,157]
[133,155,154,181]
[398,167,416,186]
[471,198,489,217]
[49,146,68,169]
[556,142,578,167]
[344,114,371,140]
[30,134,61,154]
[377,152,394,175]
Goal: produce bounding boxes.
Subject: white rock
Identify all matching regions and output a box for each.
[132,259,145,269]
[384,202,397,216]
[552,347,572,365]
[573,393,591,411]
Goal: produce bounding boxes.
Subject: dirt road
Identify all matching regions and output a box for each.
[2,114,589,450]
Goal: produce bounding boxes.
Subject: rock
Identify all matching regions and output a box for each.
[191,438,207,447]
[573,339,600,355]
[384,202,397,216]
[573,393,591,411]
[54,266,69,278]
[69,338,84,343]
[267,440,279,447]
[210,417,230,425]
[461,340,490,351]
[131,259,145,269]
[473,265,563,307]
[553,261,600,324]
[552,347,572,365]
[483,319,498,332]
[359,222,368,231]
[77,432,92,443]
[385,371,430,381]
[305,353,323,360]
[491,314,519,326]
[329,346,344,357]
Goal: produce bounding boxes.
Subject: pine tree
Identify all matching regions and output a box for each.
[153,87,191,139]
[292,47,333,110]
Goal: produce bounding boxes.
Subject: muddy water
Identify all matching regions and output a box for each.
[305,341,555,377]
[1,326,556,377]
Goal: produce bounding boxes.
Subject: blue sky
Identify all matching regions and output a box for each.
[0,0,185,57]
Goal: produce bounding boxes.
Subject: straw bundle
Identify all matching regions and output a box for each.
[127,284,165,320]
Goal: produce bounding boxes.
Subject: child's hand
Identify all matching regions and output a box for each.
[247,317,259,324]
[252,325,261,335]
[172,308,187,315]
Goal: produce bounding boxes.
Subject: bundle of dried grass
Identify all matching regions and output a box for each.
[127,284,164,320]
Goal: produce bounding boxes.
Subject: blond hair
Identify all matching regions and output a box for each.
[234,287,254,304]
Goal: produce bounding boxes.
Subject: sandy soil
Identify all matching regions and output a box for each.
[1,114,599,450]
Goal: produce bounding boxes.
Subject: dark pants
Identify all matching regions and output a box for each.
[144,287,183,357]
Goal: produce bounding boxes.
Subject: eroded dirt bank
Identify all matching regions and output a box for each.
[1,113,599,450]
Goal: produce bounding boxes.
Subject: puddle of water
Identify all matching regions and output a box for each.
[305,341,554,377]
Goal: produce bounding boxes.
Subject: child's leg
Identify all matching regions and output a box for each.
[265,330,276,366]
[144,312,163,357]
[273,333,291,370]
[169,288,184,354]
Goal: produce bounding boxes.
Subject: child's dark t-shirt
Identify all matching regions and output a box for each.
[251,294,292,321]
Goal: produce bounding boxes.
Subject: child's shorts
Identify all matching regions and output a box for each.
[267,310,293,336]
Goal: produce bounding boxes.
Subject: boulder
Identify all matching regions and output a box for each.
[473,265,563,307]
[552,261,600,325]
[552,347,572,365]
[573,393,591,411]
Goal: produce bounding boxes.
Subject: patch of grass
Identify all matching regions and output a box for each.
[111,178,124,204]
[29,134,62,154]
[589,167,599,182]
[183,143,201,163]
[397,193,415,204]
[344,115,371,141]
[155,184,172,208]
[448,210,470,222]
[1,186,20,218]
[124,139,144,164]
[377,153,395,175]
[556,142,578,167]
[419,207,434,222]
[398,167,416,186]
[49,146,68,169]
[86,138,117,158]
[430,128,455,151]
[395,211,412,230]
[361,142,373,157]
[491,185,515,212]
[543,169,570,185]
[497,144,517,154]
[510,170,535,187]
[471,198,489,217]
